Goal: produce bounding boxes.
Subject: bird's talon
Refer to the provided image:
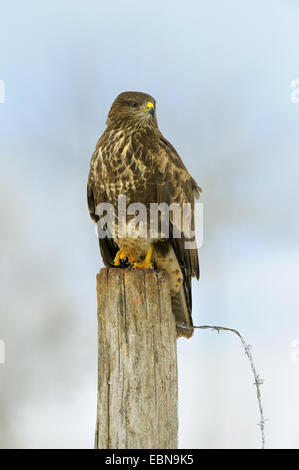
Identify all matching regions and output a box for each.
[132,261,154,270]
[114,249,135,267]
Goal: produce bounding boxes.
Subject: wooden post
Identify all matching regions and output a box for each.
[95,268,178,449]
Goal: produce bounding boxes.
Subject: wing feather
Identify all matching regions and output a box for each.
[87,160,118,267]
[153,132,201,327]
[155,131,200,279]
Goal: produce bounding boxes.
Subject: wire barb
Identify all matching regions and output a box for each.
[177,322,267,449]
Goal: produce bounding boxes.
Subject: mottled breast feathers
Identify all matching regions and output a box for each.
[87,91,201,338]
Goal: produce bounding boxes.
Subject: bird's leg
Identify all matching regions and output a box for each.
[132,245,154,270]
[114,249,136,267]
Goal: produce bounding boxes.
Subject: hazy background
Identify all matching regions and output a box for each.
[1,0,299,449]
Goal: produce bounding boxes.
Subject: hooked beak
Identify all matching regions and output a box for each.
[136,101,155,117]
[146,101,155,117]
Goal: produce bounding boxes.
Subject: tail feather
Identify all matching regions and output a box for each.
[171,286,193,338]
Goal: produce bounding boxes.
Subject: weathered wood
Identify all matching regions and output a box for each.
[95,268,178,449]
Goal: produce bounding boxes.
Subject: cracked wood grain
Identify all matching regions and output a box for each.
[95,268,178,449]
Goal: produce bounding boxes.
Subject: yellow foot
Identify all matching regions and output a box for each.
[132,260,154,270]
[132,245,154,270]
[114,249,135,267]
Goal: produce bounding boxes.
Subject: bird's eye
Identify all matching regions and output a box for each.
[129,102,138,108]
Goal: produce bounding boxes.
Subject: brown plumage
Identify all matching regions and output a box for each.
[87,91,201,338]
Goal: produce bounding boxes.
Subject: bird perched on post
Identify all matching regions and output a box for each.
[87,91,201,338]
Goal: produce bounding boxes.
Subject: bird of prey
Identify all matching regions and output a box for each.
[87,91,201,338]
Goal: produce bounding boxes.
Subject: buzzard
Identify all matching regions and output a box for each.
[87,91,201,338]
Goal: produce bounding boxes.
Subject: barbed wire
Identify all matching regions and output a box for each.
[177,323,267,449]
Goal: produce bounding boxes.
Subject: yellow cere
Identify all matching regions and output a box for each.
[136,101,155,113]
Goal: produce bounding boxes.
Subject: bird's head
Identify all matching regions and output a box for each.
[106,91,157,129]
